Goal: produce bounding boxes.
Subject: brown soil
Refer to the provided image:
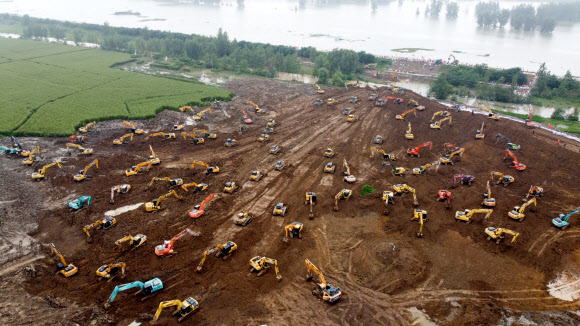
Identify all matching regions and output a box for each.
[1,78,580,326]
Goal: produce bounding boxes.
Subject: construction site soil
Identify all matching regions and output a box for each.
[1,78,580,326]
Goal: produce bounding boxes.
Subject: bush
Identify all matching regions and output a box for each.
[360,185,376,196]
[567,108,579,121]
[551,108,566,120]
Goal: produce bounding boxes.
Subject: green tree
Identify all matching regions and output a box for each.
[185,39,203,60]
[430,73,452,99]
[332,70,345,87]
[215,28,231,57]
[498,9,510,28]
[317,68,329,84]
[539,18,556,33]
[446,2,459,19]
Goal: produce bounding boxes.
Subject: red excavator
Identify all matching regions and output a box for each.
[189,194,216,218]
[525,108,536,128]
[69,135,86,143]
[241,109,253,124]
[504,149,526,171]
[407,141,432,157]
[155,229,197,256]
[437,190,451,208]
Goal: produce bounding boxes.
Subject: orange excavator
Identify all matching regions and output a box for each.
[241,109,253,124]
[407,141,432,157]
[504,149,526,171]
[396,108,416,120]
[248,101,265,114]
[189,194,216,218]
[525,107,536,128]
[155,229,197,256]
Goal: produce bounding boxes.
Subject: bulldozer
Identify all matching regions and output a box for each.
[315,99,323,107]
[50,243,78,277]
[323,148,337,158]
[123,121,144,134]
[248,100,265,114]
[78,121,96,133]
[485,227,519,244]
[155,229,196,256]
[475,121,485,139]
[482,181,496,207]
[283,222,304,242]
[392,184,419,206]
[334,189,352,211]
[368,93,376,101]
[342,158,356,183]
[74,159,98,182]
[96,262,126,281]
[315,84,325,94]
[327,98,338,105]
[181,182,208,193]
[413,163,434,175]
[324,162,336,173]
[83,216,116,238]
[490,171,514,187]
[479,106,499,120]
[430,116,452,130]
[110,185,131,204]
[145,132,176,140]
[181,132,205,145]
[149,177,184,187]
[452,174,475,187]
[191,160,219,174]
[347,114,359,122]
[223,181,239,194]
[437,190,452,208]
[305,259,341,303]
[113,133,133,145]
[152,297,199,323]
[269,145,281,155]
[496,133,520,150]
[305,192,316,219]
[264,126,276,134]
[396,108,416,120]
[105,278,163,308]
[431,111,450,121]
[407,141,432,157]
[374,98,384,107]
[115,234,147,249]
[405,122,414,140]
[373,135,384,144]
[258,133,271,142]
[234,212,254,226]
[455,209,493,224]
[224,138,238,147]
[249,256,282,280]
[273,202,288,216]
[552,208,580,230]
[349,96,361,103]
[149,145,160,165]
[275,160,288,171]
[371,147,396,161]
[508,197,536,222]
[382,162,405,176]
[146,190,181,212]
[196,241,237,272]
[189,193,215,218]
[66,143,93,156]
[267,119,277,127]
[125,161,152,177]
[504,149,526,171]
[31,161,62,181]
[250,170,264,181]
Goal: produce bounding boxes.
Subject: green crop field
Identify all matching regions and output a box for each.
[0,38,232,136]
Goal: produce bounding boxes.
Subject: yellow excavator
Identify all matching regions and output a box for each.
[50,243,78,277]
[22,146,41,165]
[439,147,464,165]
[405,122,414,140]
[408,99,418,107]
[146,190,181,212]
[196,241,237,273]
[431,111,450,121]
[194,129,217,139]
[382,162,406,176]
[475,121,485,139]
[32,161,62,180]
[149,177,184,187]
[123,121,144,134]
[152,297,199,323]
[416,210,426,238]
[66,143,93,155]
[180,182,208,192]
[371,147,396,161]
[83,216,116,238]
[248,101,265,114]
[334,189,352,211]
[481,181,496,207]
[125,161,152,177]
[96,262,126,281]
[283,222,304,242]
[413,163,433,175]
[485,227,519,244]
[508,197,536,222]
[305,192,316,219]
[343,158,356,183]
[490,171,514,187]
[430,116,452,129]
[382,190,395,215]
[392,184,418,206]
[305,259,341,303]
[396,108,416,120]
[74,159,98,182]
[526,185,544,199]
[315,84,325,94]
[179,105,193,112]
[146,132,176,140]
[258,133,271,142]
[181,132,205,145]
[249,256,282,280]
[115,234,147,249]
[455,209,493,223]
[148,145,160,165]
[193,107,212,121]
[479,106,499,120]
[110,184,131,204]
[78,121,96,133]
[113,133,133,145]
[191,160,219,174]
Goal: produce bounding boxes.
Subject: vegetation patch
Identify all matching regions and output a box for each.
[360,185,376,196]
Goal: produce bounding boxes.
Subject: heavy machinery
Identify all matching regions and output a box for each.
[525,107,536,128]
[371,147,396,161]
[224,138,238,147]
[430,116,452,130]
[455,209,493,224]
[324,162,336,173]
[194,107,212,121]
[191,160,219,175]
[181,182,208,193]
[405,122,414,140]
[396,108,416,120]
[258,133,271,142]
[110,184,131,203]
[342,158,356,183]
[504,149,526,171]
[69,196,91,210]
[305,192,316,219]
[22,146,41,165]
[267,119,277,127]
[269,145,281,154]
[123,121,144,134]
[374,98,384,107]
[283,222,304,242]
[66,143,93,155]
[113,133,133,145]
[439,148,464,165]
[327,98,338,105]
[368,93,376,101]
[273,202,288,216]
[250,170,264,181]
[323,148,337,158]
[526,185,544,199]
[453,174,475,187]
[49,243,78,277]
[382,191,395,215]
[152,297,199,323]
[181,132,205,145]
[490,171,514,187]
[407,141,432,157]
[431,111,450,121]
[249,256,282,280]
[196,241,237,272]
[392,184,418,206]
[394,98,405,104]
[345,81,359,88]
[241,108,253,124]
[411,209,428,237]
[189,193,216,218]
[74,159,98,182]
[248,100,265,114]
[224,181,239,194]
[146,190,181,212]
[305,259,341,303]
[482,181,496,207]
[315,84,325,94]
[105,278,163,308]
[315,99,323,107]
[194,129,217,139]
[437,190,452,208]
[125,161,152,177]
[96,262,126,281]
[333,189,352,211]
[496,133,520,150]
[552,208,580,229]
[145,132,176,140]
[149,177,183,187]
[275,160,287,171]
[115,234,147,249]
[373,135,384,144]
[234,212,253,226]
[448,54,459,65]
[347,114,359,122]
[179,105,193,112]
[69,134,86,143]
[382,162,406,176]
[385,96,397,102]
[31,161,62,181]
[343,107,355,115]
[485,227,519,244]
[78,121,96,133]
[480,106,499,120]
[83,216,116,238]
[349,96,361,103]
[475,122,485,139]
[408,99,418,107]
[149,145,160,165]
[413,163,433,175]
[155,229,196,256]
[263,126,276,135]
[508,197,536,222]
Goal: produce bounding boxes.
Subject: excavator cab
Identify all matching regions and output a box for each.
[412,209,428,222]
[289,222,303,238]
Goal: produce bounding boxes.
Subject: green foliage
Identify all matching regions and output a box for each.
[446,2,459,19]
[331,70,345,87]
[317,68,329,84]
[567,108,579,122]
[475,1,500,27]
[376,58,393,69]
[360,185,376,196]
[551,108,566,120]
[430,73,452,100]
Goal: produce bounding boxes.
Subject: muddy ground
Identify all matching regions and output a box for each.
[1,78,580,326]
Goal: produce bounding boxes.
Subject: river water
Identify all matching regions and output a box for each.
[1,0,579,75]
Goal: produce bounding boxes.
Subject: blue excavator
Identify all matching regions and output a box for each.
[105,278,163,308]
[552,208,580,230]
